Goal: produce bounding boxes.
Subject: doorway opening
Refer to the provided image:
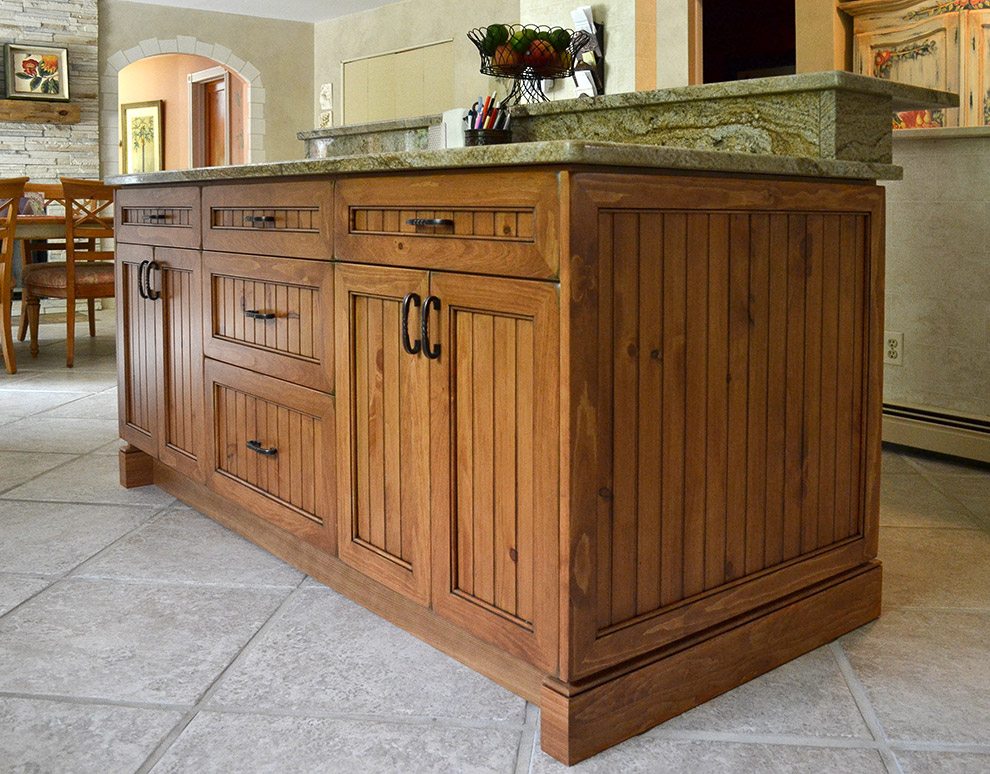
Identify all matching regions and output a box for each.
[189,65,248,167]
[700,0,796,83]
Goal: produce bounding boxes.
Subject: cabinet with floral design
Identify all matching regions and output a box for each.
[840,0,990,127]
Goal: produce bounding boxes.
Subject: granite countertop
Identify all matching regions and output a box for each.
[109,139,902,187]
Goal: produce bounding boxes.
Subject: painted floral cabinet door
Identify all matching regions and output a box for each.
[968,11,990,125]
[853,12,962,128]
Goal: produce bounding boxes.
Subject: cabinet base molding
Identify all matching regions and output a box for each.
[151,461,545,704]
[539,562,882,765]
[119,444,154,488]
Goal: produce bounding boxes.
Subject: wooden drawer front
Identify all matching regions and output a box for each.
[206,360,335,552]
[202,181,332,259]
[203,253,333,392]
[335,171,560,279]
[116,187,201,248]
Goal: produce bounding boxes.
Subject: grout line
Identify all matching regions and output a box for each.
[0,452,89,497]
[900,456,989,529]
[829,641,904,774]
[646,728,885,750]
[514,703,539,774]
[0,690,192,713]
[135,580,306,774]
[64,572,305,592]
[889,740,990,754]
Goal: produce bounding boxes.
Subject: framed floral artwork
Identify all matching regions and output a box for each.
[4,43,70,101]
[120,100,165,174]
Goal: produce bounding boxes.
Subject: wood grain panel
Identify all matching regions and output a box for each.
[116,243,157,454]
[116,187,201,249]
[334,263,431,604]
[202,253,333,392]
[431,272,559,672]
[206,359,334,551]
[567,174,881,678]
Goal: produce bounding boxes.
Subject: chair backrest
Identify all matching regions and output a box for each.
[61,177,115,263]
[1,177,30,269]
[24,182,66,213]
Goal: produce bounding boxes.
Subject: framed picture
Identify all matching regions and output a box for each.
[4,43,70,101]
[120,100,165,174]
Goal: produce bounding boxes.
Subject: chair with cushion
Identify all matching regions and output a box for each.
[0,177,29,374]
[21,178,115,368]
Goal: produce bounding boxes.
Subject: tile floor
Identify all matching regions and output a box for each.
[1,311,989,773]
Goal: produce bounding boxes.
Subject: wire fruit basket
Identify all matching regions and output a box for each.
[467,24,590,103]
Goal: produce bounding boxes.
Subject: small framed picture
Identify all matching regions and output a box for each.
[4,43,70,101]
[120,100,165,174]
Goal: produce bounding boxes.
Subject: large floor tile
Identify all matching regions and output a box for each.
[1,452,175,507]
[0,572,52,616]
[879,473,980,529]
[529,731,886,773]
[74,509,305,588]
[0,450,76,493]
[896,750,990,773]
[0,416,120,454]
[840,610,990,743]
[153,711,521,774]
[0,696,180,774]
[0,578,289,704]
[881,448,917,475]
[661,646,870,738]
[930,475,990,524]
[0,500,155,575]
[3,370,118,393]
[209,588,526,722]
[879,527,990,610]
[0,389,89,423]
[39,389,119,420]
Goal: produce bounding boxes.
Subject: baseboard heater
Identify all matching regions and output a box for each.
[882,403,990,464]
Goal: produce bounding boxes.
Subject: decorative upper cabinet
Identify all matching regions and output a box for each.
[840,0,990,127]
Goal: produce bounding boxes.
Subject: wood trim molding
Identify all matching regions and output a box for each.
[0,99,80,124]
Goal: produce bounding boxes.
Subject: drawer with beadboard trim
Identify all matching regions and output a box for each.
[116,186,201,248]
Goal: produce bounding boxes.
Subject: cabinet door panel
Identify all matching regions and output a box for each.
[430,273,559,672]
[335,263,432,604]
[968,11,990,125]
[116,243,157,454]
[155,248,206,483]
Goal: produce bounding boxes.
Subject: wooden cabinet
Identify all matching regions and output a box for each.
[116,186,201,248]
[116,242,207,482]
[117,166,885,766]
[334,263,559,670]
[841,1,990,127]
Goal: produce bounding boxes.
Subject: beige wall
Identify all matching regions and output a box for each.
[99,0,313,164]
[795,0,852,73]
[314,0,518,127]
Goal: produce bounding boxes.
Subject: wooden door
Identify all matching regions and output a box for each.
[967,11,990,125]
[335,263,432,604]
[153,248,206,483]
[429,272,559,672]
[116,242,158,455]
[854,13,961,127]
[204,78,227,167]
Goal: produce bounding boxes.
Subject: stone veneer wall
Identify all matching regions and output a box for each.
[0,0,100,182]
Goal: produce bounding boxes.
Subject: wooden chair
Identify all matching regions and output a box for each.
[21,178,115,368]
[0,177,29,374]
[16,182,71,342]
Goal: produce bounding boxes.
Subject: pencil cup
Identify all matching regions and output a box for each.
[464,129,512,146]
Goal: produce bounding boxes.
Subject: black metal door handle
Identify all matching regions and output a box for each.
[405,218,454,227]
[244,310,276,320]
[145,261,161,301]
[401,293,421,355]
[243,215,276,224]
[246,440,278,456]
[422,295,440,360]
[137,260,149,300]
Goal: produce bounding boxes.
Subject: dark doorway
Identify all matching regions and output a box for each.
[702,0,796,83]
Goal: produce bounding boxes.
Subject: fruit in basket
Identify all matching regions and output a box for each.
[525,38,556,69]
[493,43,523,73]
[549,29,571,51]
[487,24,509,46]
[554,49,573,70]
[508,29,531,54]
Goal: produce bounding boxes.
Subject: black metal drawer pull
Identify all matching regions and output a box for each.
[143,213,169,222]
[422,295,441,360]
[244,309,276,320]
[405,218,454,227]
[401,293,422,355]
[246,440,278,456]
[243,215,276,224]
[137,260,149,300]
[145,261,161,301]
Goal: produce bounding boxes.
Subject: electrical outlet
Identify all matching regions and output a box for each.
[884,331,904,366]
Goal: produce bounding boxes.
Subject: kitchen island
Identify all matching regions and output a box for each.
[111,73,953,764]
